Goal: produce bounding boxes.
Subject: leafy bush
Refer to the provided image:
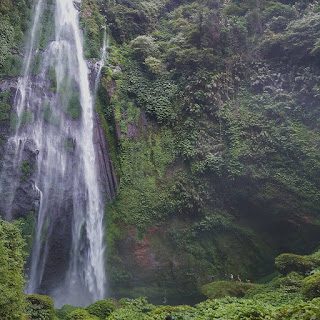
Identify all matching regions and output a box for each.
[144,56,162,74]
[201,281,257,299]
[150,305,195,319]
[66,309,99,320]
[0,89,11,121]
[56,305,80,320]
[119,297,155,313]
[269,298,320,319]
[278,272,303,292]
[275,253,316,275]
[195,298,271,319]
[108,308,149,320]
[130,36,159,61]
[85,299,117,319]
[0,20,14,67]
[0,220,26,320]
[25,294,55,320]
[301,273,320,300]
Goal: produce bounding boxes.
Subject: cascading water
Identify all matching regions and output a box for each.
[94,28,109,94]
[0,0,112,307]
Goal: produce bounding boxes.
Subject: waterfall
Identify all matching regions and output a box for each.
[0,0,110,307]
[94,28,109,94]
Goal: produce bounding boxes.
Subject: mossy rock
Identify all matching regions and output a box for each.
[301,273,320,300]
[275,253,316,275]
[66,309,99,320]
[201,281,258,299]
[25,294,55,320]
[85,299,117,319]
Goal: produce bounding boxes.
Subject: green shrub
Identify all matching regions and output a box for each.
[66,309,99,320]
[196,298,271,319]
[130,36,159,61]
[107,308,148,320]
[0,101,11,121]
[301,273,320,300]
[85,299,117,319]
[144,56,162,74]
[275,253,316,275]
[201,281,257,299]
[0,220,26,320]
[0,20,14,68]
[119,297,155,313]
[278,272,303,292]
[150,305,195,318]
[56,305,80,320]
[25,294,55,320]
[270,298,320,319]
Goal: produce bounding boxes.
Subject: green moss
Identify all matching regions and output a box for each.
[49,67,57,92]
[201,281,258,299]
[62,139,75,152]
[38,0,55,50]
[57,77,82,119]
[80,0,105,59]
[43,103,60,127]
[0,101,11,121]
[20,109,34,126]
[9,112,18,131]
[67,94,81,119]
[106,137,170,231]
[16,211,35,257]
[20,160,35,182]
[32,51,42,76]
[94,94,121,175]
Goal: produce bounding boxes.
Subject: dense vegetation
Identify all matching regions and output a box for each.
[0,220,26,319]
[1,0,320,315]
[0,0,35,78]
[1,221,320,319]
[89,0,320,301]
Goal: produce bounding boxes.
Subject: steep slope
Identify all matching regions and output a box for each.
[0,0,320,305]
[93,0,320,302]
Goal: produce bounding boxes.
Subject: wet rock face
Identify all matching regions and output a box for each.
[0,78,19,93]
[93,112,118,201]
[38,201,73,295]
[0,81,39,220]
[0,135,40,220]
[0,79,18,146]
[11,140,40,219]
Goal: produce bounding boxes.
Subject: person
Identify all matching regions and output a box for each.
[211,275,215,282]
[246,279,252,283]
[230,273,234,281]
[224,272,227,281]
[163,297,167,305]
[237,275,241,282]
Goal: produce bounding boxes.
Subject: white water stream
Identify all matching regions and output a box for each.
[0,0,108,307]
